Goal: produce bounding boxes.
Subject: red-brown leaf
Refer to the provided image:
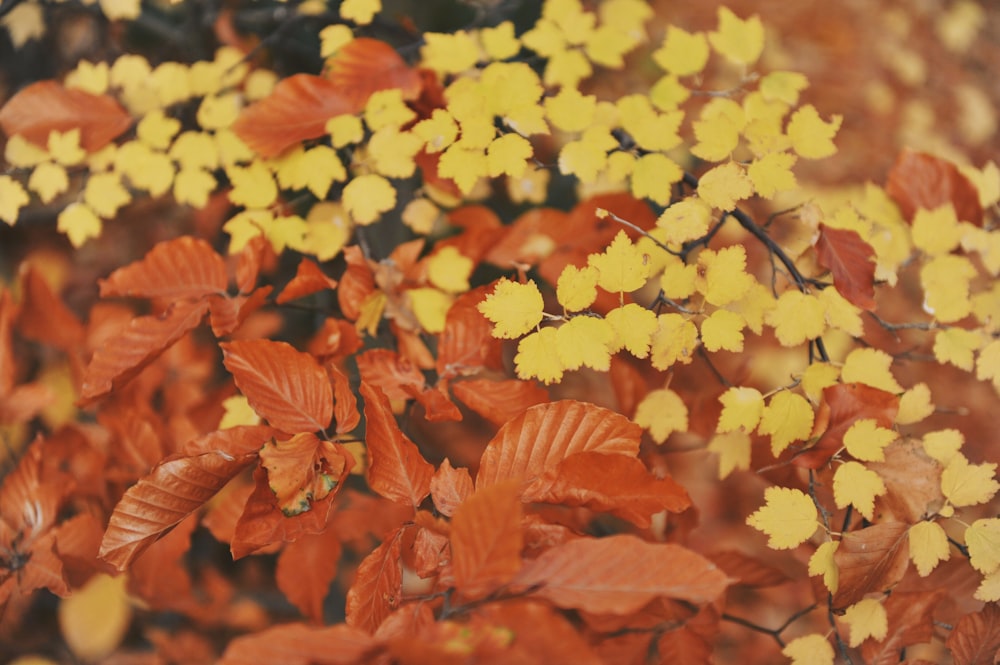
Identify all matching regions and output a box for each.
[345,527,405,633]
[276,528,343,624]
[16,264,86,352]
[411,383,462,422]
[429,458,474,517]
[451,378,549,426]
[524,452,690,527]
[329,364,360,434]
[512,534,731,614]
[435,285,504,380]
[99,449,258,570]
[356,348,426,403]
[259,433,353,516]
[277,259,339,304]
[477,400,642,489]
[99,236,228,301]
[221,339,333,434]
[127,513,197,610]
[704,550,793,588]
[232,74,353,158]
[79,300,209,404]
[337,246,376,322]
[325,38,422,113]
[947,602,1000,665]
[220,622,379,665]
[861,590,944,665]
[794,383,899,469]
[450,480,524,600]
[473,600,605,665]
[361,382,433,509]
[831,521,909,609]
[815,225,876,311]
[885,148,983,226]
[0,80,132,151]
[206,286,273,337]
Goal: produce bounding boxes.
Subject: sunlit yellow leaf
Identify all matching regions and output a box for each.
[656,197,712,246]
[717,386,764,434]
[197,93,240,131]
[921,429,964,465]
[842,598,888,647]
[421,31,481,74]
[782,634,834,665]
[0,175,29,225]
[912,204,962,256]
[84,171,131,218]
[748,151,797,198]
[700,308,745,352]
[896,382,934,426]
[99,0,141,21]
[818,287,863,337]
[428,247,474,294]
[650,313,698,369]
[544,87,596,133]
[975,570,1000,602]
[326,113,365,148]
[487,133,532,178]
[604,303,657,359]
[59,574,131,662]
[28,162,68,204]
[219,394,262,429]
[115,141,175,196]
[65,60,109,95]
[833,461,886,520]
[787,105,842,159]
[556,315,614,371]
[634,386,688,444]
[401,198,440,235]
[746,486,818,550]
[302,202,352,261]
[1,2,44,49]
[690,98,744,162]
[409,287,452,334]
[169,131,218,171]
[966,518,1000,575]
[631,152,683,206]
[339,0,380,25]
[659,258,698,300]
[343,173,396,225]
[976,339,1000,385]
[908,520,950,576]
[227,160,278,209]
[707,431,751,479]
[758,391,814,456]
[841,348,903,394]
[514,327,563,384]
[151,60,191,107]
[759,71,809,105]
[438,145,489,194]
[801,362,840,403]
[478,278,545,339]
[808,541,839,593]
[653,25,709,76]
[137,109,181,150]
[588,230,650,294]
[698,245,754,306]
[5,134,48,168]
[364,88,416,131]
[941,454,999,508]
[556,264,598,312]
[47,128,85,166]
[57,203,102,247]
[766,290,825,346]
[843,418,897,462]
[697,161,753,211]
[479,21,520,60]
[708,7,764,66]
[320,24,354,58]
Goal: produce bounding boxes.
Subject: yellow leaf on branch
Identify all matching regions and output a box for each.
[746,486,818,550]
[478,278,545,339]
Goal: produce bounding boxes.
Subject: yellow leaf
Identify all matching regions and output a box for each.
[506,167,550,205]
[84,172,132,218]
[47,128,85,166]
[630,152,683,207]
[356,290,387,336]
[650,313,698,370]
[912,204,962,256]
[116,141,175,196]
[99,0,140,21]
[302,202,353,261]
[137,109,181,150]
[173,168,216,208]
[479,21,520,61]
[653,25,709,76]
[707,431,751,479]
[169,131,218,171]
[659,258,698,300]
[343,173,396,225]
[701,308,745,352]
[1,2,45,49]
[818,287,864,337]
[782,634,834,665]
[364,89,417,131]
[748,151,798,198]
[219,395,262,429]
[731,281,776,334]
[921,429,963,465]
[28,162,68,204]
[605,303,657,358]
[656,197,712,246]
[841,598,888,647]
[427,247,474,294]
[966,518,1000,574]
[976,339,1000,384]
[766,291,826,346]
[941,453,999,507]
[59,574,131,662]
[759,71,809,105]
[65,60,109,95]
[717,386,764,434]
[698,245,754,306]
[618,95,683,153]
[808,541,839,593]
[339,0,380,25]
[320,24,354,57]
[697,161,753,211]
[634,386,688,444]
[326,113,365,149]
[487,133,533,178]
[787,105,842,159]
[408,287,452,333]
[556,316,615,371]
[690,98,744,162]
[975,570,1000,603]
[151,61,191,107]
[227,160,278,209]
[515,327,564,385]
[708,7,764,66]
[833,461,886,520]
[5,134,48,168]
[421,31,481,74]
[758,391,814,456]
[556,264,599,312]
[438,145,489,194]
[746,486,818,550]
[197,93,240,131]
[478,278,545,339]
[557,127,613,183]
[57,203,102,247]
[588,230,650,294]
[401,198,440,235]
[800,362,840,403]
[843,418,897,462]
[544,87,596,133]
[896,382,934,426]
[908,521,950,576]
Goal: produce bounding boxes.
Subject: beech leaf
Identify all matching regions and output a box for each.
[259,433,353,516]
[815,225,876,311]
[325,38,423,113]
[832,521,909,609]
[429,458,474,517]
[450,378,549,426]
[946,602,1000,665]
[450,479,524,600]
[220,622,379,665]
[435,285,505,380]
[276,259,339,304]
[276,528,343,624]
[885,148,983,226]
[794,383,899,469]
[345,527,404,633]
[99,236,228,301]
[355,348,426,403]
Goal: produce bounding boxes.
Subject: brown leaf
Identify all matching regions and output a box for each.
[99,236,228,301]
[219,622,379,665]
[329,364,360,434]
[429,458,474,517]
[512,534,731,614]
[232,74,353,158]
[16,264,86,352]
[947,602,1000,665]
[337,246,376,322]
[99,449,257,570]
[410,384,462,423]
[356,348,426,403]
[451,378,549,427]
[815,225,876,311]
[325,38,422,112]
[361,382,433,509]
[277,259,339,304]
[868,439,944,522]
[345,527,405,633]
[477,400,642,489]
[276,528,343,624]
[79,300,209,404]
[259,433,353,516]
[435,285,505,380]
[832,521,909,609]
[885,148,983,226]
[221,339,333,433]
[794,383,899,469]
[704,550,793,588]
[524,452,691,527]
[0,80,131,151]
[206,286,273,337]
[450,480,523,600]
[861,590,944,665]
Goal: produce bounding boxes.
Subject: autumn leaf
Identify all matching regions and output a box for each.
[221,339,334,434]
[436,285,504,379]
[745,487,818,550]
[841,597,888,647]
[450,378,549,426]
[782,634,834,665]
[815,225,876,311]
[326,38,422,112]
[946,602,1000,665]
[329,364,360,434]
[832,521,909,609]
[429,458,474,517]
[276,528,343,624]
[477,278,545,339]
[16,264,86,353]
[860,590,943,665]
[885,148,983,226]
[99,236,228,301]
[794,383,899,469]
[355,348,426,403]
[512,534,731,614]
[345,527,404,633]
[276,259,339,304]
[220,622,380,665]
[450,480,524,600]
[259,433,353,516]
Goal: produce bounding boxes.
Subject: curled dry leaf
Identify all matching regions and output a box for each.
[276,259,339,304]
[259,432,353,517]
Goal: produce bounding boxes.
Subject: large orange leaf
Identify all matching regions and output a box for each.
[325,38,422,112]
[815,225,876,311]
[451,378,549,427]
[450,480,524,600]
[477,400,642,489]
[99,449,258,570]
[16,264,86,353]
[861,590,943,665]
[793,383,899,469]
[276,528,343,624]
[79,300,209,404]
[231,74,353,158]
[885,148,982,226]
[345,526,404,633]
[436,286,504,380]
[946,602,1000,665]
[831,521,909,609]
[221,339,333,434]
[360,382,433,509]
[523,452,691,527]
[512,534,731,614]
[0,80,132,151]
[219,622,380,665]
[276,259,339,304]
[127,513,197,610]
[99,236,228,301]
[259,432,353,516]
[356,348,426,402]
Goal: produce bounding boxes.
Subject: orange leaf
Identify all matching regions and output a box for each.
[329,364,360,434]
[361,382,433,509]
[410,383,462,423]
[512,534,731,614]
[276,528,343,624]
[524,452,691,527]
[861,590,943,665]
[429,458,474,517]
[450,480,524,600]
[345,527,404,633]
[946,602,1000,665]
[793,383,899,469]
[356,348,426,403]
[219,622,379,665]
[0,80,131,151]
[474,600,605,665]
[232,74,353,158]
[79,300,209,404]
[127,513,197,610]
[831,521,909,609]
[885,148,982,226]
[477,400,642,489]
[326,38,423,112]
[435,286,505,380]
[277,259,339,304]
[337,246,376,322]
[221,339,333,434]
[99,448,258,570]
[16,264,85,352]
[450,378,549,427]
[99,236,228,301]
[815,225,876,311]
[705,550,792,588]
[206,286,273,337]
[180,424,278,457]
[259,433,353,516]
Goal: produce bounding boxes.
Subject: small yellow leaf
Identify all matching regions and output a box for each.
[137,109,181,150]
[412,109,458,153]
[808,541,839,593]
[746,486,818,550]
[701,308,745,352]
[588,230,650,293]
[967,518,1000,575]
[28,162,69,204]
[408,287,452,333]
[717,386,764,434]
[421,31,481,74]
[227,160,278,209]
[478,278,545,339]
[766,291,826,346]
[556,264,599,312]
[364,89,416,131]
[921,254,976,323]
[368,126,422,179]
[782,634,834,665]
[479,21,520,61]
[57,203,102,247]
[84,172,132,218]
[698,245,754,306]
[339,0,380,25]
[707,431,751,479]
[656,197,712,246]
[514,327,564,385]
[758,391,814,456]
[544,87,596,132]
[787,105,842,159]
[343,173,396,225]
[556,315,615,371]
[748,151,798,198]
[941,454,999,508]
[605,303,657,358]
[841,348,903,394]
[975,569,1000,602]
[630,152,683,206]
[843,418,897,462]
[653,25,709,76]
[841,598,888,647]
[327,113,365,148]
[922,429,964,465]
[912,204,962,256]
[634,386,688,444]
[708,7,764,66]
[0,175,29,226]
[800,362,840,403]
[219,394,262,429]
[59,574,131,662]
[833,461,886,520]
[438,145,489,194]
[173,168,217,209]
[659,258,698,300]
[649,313,698,370]
[320,24,354,58]
[487,133,533,178]
[908,520,950,576]
[697,161,753,211]
[169,131,218,171]
[47,128,86,166]
[933,327,985,371]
